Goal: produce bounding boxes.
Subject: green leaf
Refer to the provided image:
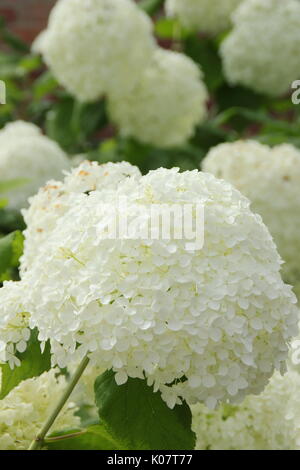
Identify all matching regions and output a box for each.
[139,0,164,15]
[0,209,25,234]
[215,85,266,113]
[0,198,8,209]
[45,97,107,153]
[33,71,58,101]
[0,26,30,53]
[0,230,24,277]
[155,18,190,40]
[45,425,123,450]
[46,97,77,152]
[95,370,196,450]
[0,328,51,399]
[18,54,42,74]
[74,100,107,139]
[184,37,224,92]
[0,178,28,194]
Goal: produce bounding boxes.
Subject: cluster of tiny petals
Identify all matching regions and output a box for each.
[33,0,155,101]
[202,140,300,299]
[0,120,71,209]
[19,161,298,409]
[192,370,300,450]
[220,0,300,95]
[108,49,208,148]
[0,281,31,369]
[0,369,80,450]
[166,0,242,34]
[20,161,142,275]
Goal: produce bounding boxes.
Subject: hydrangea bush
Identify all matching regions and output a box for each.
[33,0,156,101]
[0,121,71,209]
[202,140,300,299]
[108,49,208,147]
[166,0,242,34]
[220,0,300,95]
[0,369,79,450]
[1,0,300,452]
[192,370,300,450]
[1,161,299,449]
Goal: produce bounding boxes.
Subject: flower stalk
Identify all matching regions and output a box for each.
[28,355,90,450]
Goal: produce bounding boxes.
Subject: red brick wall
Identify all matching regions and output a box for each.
[0,0,56,43]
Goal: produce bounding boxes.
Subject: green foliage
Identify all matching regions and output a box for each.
[45,425,122,450]
[0,17,29,53]
[95,137,205,173]
[32,71,58,101]
[0,178,29,194]
[45,97,107,153]
[184,36,224,92]
[94,370,196,450]
[0,230,24,280]
[139,0,164,15]
[0,209,25,235]
[155,18,190,40]
[0,329,51,399]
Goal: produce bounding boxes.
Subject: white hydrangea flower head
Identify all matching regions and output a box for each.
[0,369,80,450]
[202,140,300,298]
[0,120,71,210]
[165,0,242,34]
[33,0,156,102]
[20,162,298,409]
[20,161,142,275]
[108,48,208,148]
[220,0,300,95]
[0,121,40,140]
[192,370,300,450]
[287,319,300,372]
[0,281,31,369]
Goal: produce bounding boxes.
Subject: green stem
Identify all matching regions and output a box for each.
[28,355,90,451]
[45,430,86,442]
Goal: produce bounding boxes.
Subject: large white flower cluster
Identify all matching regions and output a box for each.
[108,49,208,147]
[166,0,242,34]
[202,140,300,298]
[33,0,156,102]
[20,160,142,275]
[13,161,298,409]
[192,370,300,450]
[0,282,31,369]
[0,369,80,450]
[33,0,209,147]
[220,0,300,95]
[0,121,71,210]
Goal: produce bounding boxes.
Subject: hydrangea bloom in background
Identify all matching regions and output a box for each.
[33,0,155,102]
[0,121,70,210]
[15,162,298,409]
[166,0,242,34]
[0,369,80,450]
[108,49,208,147]
[202,140,300,299]
[192,370,300,450]
[0,281,30,369]
[220,0,300,95]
